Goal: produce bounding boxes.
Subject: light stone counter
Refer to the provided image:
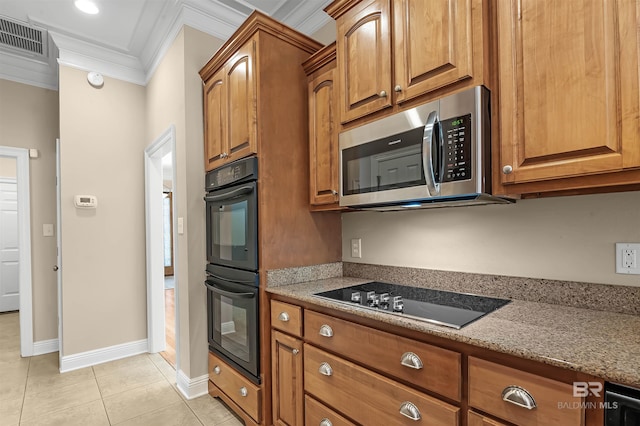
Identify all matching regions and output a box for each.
[266,267,640,388]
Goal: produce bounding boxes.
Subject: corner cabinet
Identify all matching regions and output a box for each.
[496,0,640,194]
[326,0,488,124]
[304,43,341,209]
[203,39,257,171]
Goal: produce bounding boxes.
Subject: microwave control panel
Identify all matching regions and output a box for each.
[441,113,472,182]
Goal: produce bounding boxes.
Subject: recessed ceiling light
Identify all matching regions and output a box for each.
[75,0,99,15]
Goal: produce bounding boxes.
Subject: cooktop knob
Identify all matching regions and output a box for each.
[392,296,404,313]
[379,293,390,309]
[350,292,361,303]
[368,294,380,307]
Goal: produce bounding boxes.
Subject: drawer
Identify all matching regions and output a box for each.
[304,344,460,426]
[468,357,584,426]
[467,410,508,426]
[208,352,261,423]
[271,300,302,337]
[305,395,357,426]
[304,310,462,401]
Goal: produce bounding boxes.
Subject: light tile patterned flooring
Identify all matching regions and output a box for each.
[0,312,243,426]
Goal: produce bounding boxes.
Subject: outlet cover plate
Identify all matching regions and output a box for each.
[615,243,640,274]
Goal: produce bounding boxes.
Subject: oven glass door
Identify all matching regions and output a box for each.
[205,181,257,271]
[206,273,259,382]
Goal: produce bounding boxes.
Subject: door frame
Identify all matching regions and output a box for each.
[144,126,178,357]
[0,146,33,357]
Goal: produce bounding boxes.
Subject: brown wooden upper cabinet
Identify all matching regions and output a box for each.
[304,44,341,208]
[203,39,257,171]
[496,0,640,191]
[326,0,487,124]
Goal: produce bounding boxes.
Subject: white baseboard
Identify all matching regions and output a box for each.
[60,339,148,373]
[176,369,209,400]
[33,338,59,356]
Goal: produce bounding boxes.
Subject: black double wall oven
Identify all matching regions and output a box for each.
[204,156,260,384]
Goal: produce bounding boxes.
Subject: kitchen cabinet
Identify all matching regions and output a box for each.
[303,43,341,209]
[467,411,508,426]
[496,0,640,194]
[203,40,257,171]
[326,0,488,124]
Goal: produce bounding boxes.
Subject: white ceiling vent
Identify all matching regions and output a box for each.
[0,16,48,58]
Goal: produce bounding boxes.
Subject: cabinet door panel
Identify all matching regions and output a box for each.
[498,0,640,184]
[309,67,339,205]
[271,331,303,426]
[394,0,474,103]
[204,70,226,171]
[226,41,257,163]
[338,0,392,122]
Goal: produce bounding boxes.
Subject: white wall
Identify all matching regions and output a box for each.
[342,191,640,286]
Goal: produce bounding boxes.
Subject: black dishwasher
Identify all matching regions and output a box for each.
[605,383,640,425]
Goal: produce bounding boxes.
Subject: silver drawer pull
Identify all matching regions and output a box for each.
[240,387,248,397]
[278,312,290,322]
[399,401,421,421]
[400,352,424,370]
[319,419,333,426]
[501,385,537,410]
[318,362,333,376]
[213,366,221,375]
[319,324,333,338]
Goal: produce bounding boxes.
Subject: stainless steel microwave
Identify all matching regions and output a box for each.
[339,86,512,210]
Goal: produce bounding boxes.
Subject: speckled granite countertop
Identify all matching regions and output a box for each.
[266,276,640,388]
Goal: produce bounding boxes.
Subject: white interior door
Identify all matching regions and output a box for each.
[0,178,19,312]
[56,139,63,364]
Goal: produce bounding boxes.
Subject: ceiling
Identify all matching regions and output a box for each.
[0,0,333,90]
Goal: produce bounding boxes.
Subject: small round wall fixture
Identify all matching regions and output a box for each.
[87,71,104,88]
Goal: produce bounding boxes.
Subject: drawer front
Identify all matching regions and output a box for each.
[208,352,261,423]
[467,410,508,426]
[468,357,584,426]
[304,310,462,401]
[305,395,357,426]
[304,344,460,426]
[271,300,302,337]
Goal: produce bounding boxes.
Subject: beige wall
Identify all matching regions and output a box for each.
[0,157,17,177]
[146,26,223,377]
[0,79,59,341]
[58,66,147,355]
[342,191,640,287]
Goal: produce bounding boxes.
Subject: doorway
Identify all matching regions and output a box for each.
[144,126,178,370]
[0,147,33,357]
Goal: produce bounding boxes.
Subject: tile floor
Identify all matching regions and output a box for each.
[0,311,243,426]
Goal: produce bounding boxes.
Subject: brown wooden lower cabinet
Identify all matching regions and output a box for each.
[305,395,356,426]
[271,330,303,426]
[468,410,509,426]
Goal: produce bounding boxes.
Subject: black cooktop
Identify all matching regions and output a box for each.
[313,281,510,329]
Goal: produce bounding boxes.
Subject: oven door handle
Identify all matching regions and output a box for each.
[204,185,254,202]
[205,280,256,299]
[206,272,256,286]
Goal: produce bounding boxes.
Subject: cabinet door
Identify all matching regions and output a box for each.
[497,0,640,186]
[309,66,339,206]
[204,68,227,172]
[393,0,475,103]
[226,40,257,164]
[271,331,303,426]
[337,0,392,123]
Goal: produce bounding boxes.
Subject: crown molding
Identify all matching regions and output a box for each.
[279,0,333,35]
[0,51,58,90]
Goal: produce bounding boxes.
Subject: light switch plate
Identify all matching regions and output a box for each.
[615,243,640,274]
[42,223,54,237]
[177,217,184,235]
[350,238,362,258]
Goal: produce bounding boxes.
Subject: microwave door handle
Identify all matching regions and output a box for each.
[204,185,254,202]
[204,281,256,298]
[422,111,440,196]
[206,272,256,286]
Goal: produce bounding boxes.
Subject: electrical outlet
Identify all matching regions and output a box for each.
[351,238,362,258]
[615,243,640,274]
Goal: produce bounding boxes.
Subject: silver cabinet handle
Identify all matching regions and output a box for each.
[400,352,424,370]
[318,362,333,376]
[319,324,333,338]
[213,366,221,375]
[394,85,402,92]
[331,190,338,196]
[291,349,299,355]
[503,165,513,174]
[501,385,537,410]
[53,265,59,271]
[240,387,248,397]
[320,419,333,426]
[399,401,421,421]
[278,312,290,322]
[379,90,387,98]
